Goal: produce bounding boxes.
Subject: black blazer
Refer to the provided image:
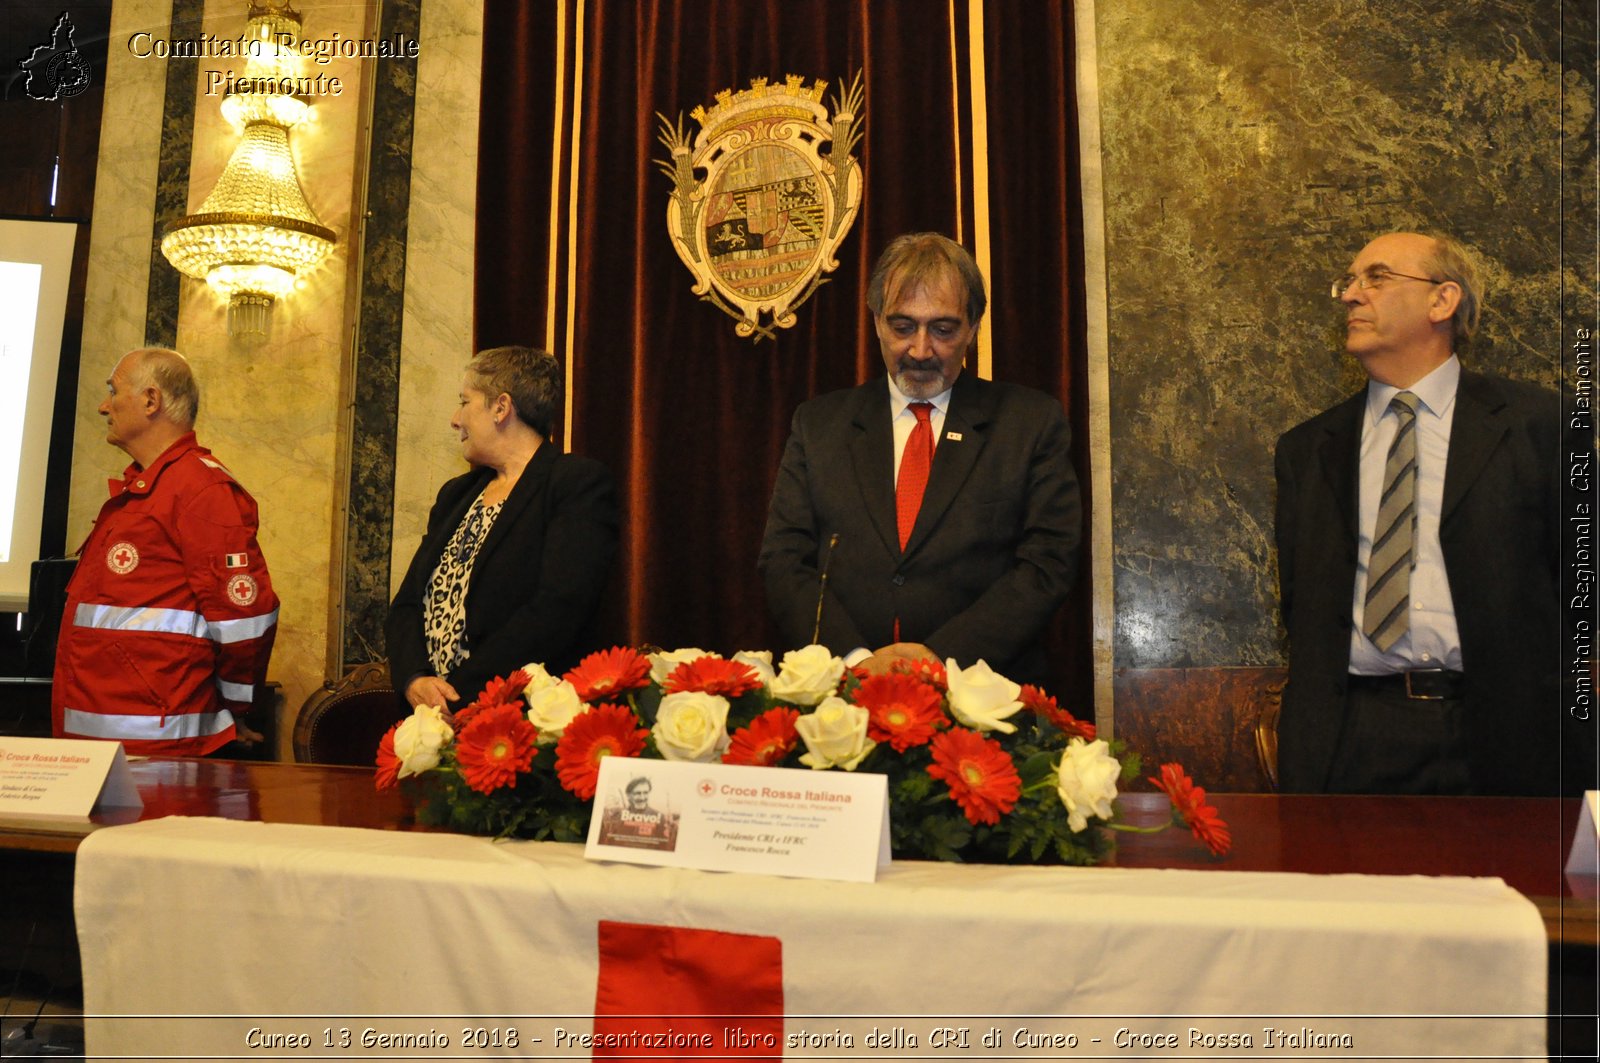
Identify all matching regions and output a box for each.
[759,372,1081,685]
[386,444,618,707]
[1274,370,1574,795]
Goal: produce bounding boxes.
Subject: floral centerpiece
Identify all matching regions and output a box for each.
[376,645,1230,863]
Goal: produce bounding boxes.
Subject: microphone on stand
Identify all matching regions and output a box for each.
[812,533,839,645]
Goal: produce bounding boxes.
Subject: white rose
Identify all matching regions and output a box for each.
[770,644,845,706]
[732,650,776,687]
[519,661,561,697]
[649,647,717,686]
[794,695,875,770]
[524,679,584,743]
[393,704,453,778]
[652,691,731,762]
[1055,738,1120,832]
[945,658,1024,733]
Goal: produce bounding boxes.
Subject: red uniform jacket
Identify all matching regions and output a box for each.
[52,433,279,755]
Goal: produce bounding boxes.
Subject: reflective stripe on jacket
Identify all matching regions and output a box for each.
[52,433,278,756]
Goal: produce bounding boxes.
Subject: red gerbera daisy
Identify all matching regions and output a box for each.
[479,669,534,707]
[855,674,945,751]
[665,656,762,698]
[1020,684,1096,741]
[554,704,650,799]
[564,647,652,703]
[926,728,1022,826]
[454,703,538,794]
[450,701,485,731]
[449,669,535,731]
[375,722,401,791]
[890,655,948,692]
[724,707,801,766]
[1148,762,1232,856]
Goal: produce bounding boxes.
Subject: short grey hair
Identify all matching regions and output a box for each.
[1422,235,1482,352]
[129,347,199,426]
[466,346,562,438]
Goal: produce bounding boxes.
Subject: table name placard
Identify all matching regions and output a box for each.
[584,756,888,882]
[0,737,141,820]
[1567,790,1598,876]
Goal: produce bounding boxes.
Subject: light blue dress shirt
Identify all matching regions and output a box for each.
[1348,356,1464,674]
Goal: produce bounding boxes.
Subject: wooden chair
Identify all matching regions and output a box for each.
[1112,666,1287,792]
[1255,691,1282,792]
[292,661,402,766]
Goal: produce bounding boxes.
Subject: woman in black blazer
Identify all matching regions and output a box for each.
[385,346,618,712]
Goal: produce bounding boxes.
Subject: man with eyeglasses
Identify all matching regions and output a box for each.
[1274,232,1570,795]
[760,233,1081,687]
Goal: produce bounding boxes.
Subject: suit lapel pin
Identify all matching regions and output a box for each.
[946,431,962,442]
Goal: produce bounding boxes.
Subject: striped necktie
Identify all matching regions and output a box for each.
[1363,390,1420,652]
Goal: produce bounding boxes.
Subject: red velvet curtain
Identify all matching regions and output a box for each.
[476,0,1090,705]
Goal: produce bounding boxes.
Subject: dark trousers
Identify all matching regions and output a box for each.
[1325,678,1472,794]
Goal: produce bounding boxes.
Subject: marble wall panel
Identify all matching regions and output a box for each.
[143,0,202,349]
[175,0,374,733]
[340,0,420,669]
[1095,1,1578,671]
[70,0,172,541]
[388,0,482,611]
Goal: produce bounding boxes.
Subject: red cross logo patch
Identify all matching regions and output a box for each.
[105,542,139,574]
[226,573,258,606]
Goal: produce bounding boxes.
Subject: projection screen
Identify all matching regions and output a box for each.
[0,217,79,611]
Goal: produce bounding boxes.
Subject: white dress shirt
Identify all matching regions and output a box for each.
[888,374,952,483]
[842,376,957,665]
[1348,355,1464,674]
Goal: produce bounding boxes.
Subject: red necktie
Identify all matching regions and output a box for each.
[895,402,934,550]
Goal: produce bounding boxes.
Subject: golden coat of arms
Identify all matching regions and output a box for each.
[657,73,864,342]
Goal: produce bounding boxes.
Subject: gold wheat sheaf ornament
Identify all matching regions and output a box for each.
[657,72,864,343]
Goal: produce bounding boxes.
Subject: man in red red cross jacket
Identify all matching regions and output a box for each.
[52,347,278,755]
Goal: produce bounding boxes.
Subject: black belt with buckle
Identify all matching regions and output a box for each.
[1348,668,1465,701]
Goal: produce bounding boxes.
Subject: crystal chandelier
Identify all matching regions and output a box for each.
[160,2,335,343]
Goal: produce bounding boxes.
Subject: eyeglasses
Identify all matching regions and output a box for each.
[1330,268,1442,299]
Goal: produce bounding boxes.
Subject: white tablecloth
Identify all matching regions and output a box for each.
[74,817,1547,1060]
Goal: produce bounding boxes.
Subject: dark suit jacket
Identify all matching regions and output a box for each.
[1274,370,1572,795]
[759,373,1081,685]
[386,445,618,707]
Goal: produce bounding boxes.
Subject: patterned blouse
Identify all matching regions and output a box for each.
[423,492,504,678]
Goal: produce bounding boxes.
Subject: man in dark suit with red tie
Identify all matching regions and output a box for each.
[759,233,1081,685]
[1275,231,1574,795]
